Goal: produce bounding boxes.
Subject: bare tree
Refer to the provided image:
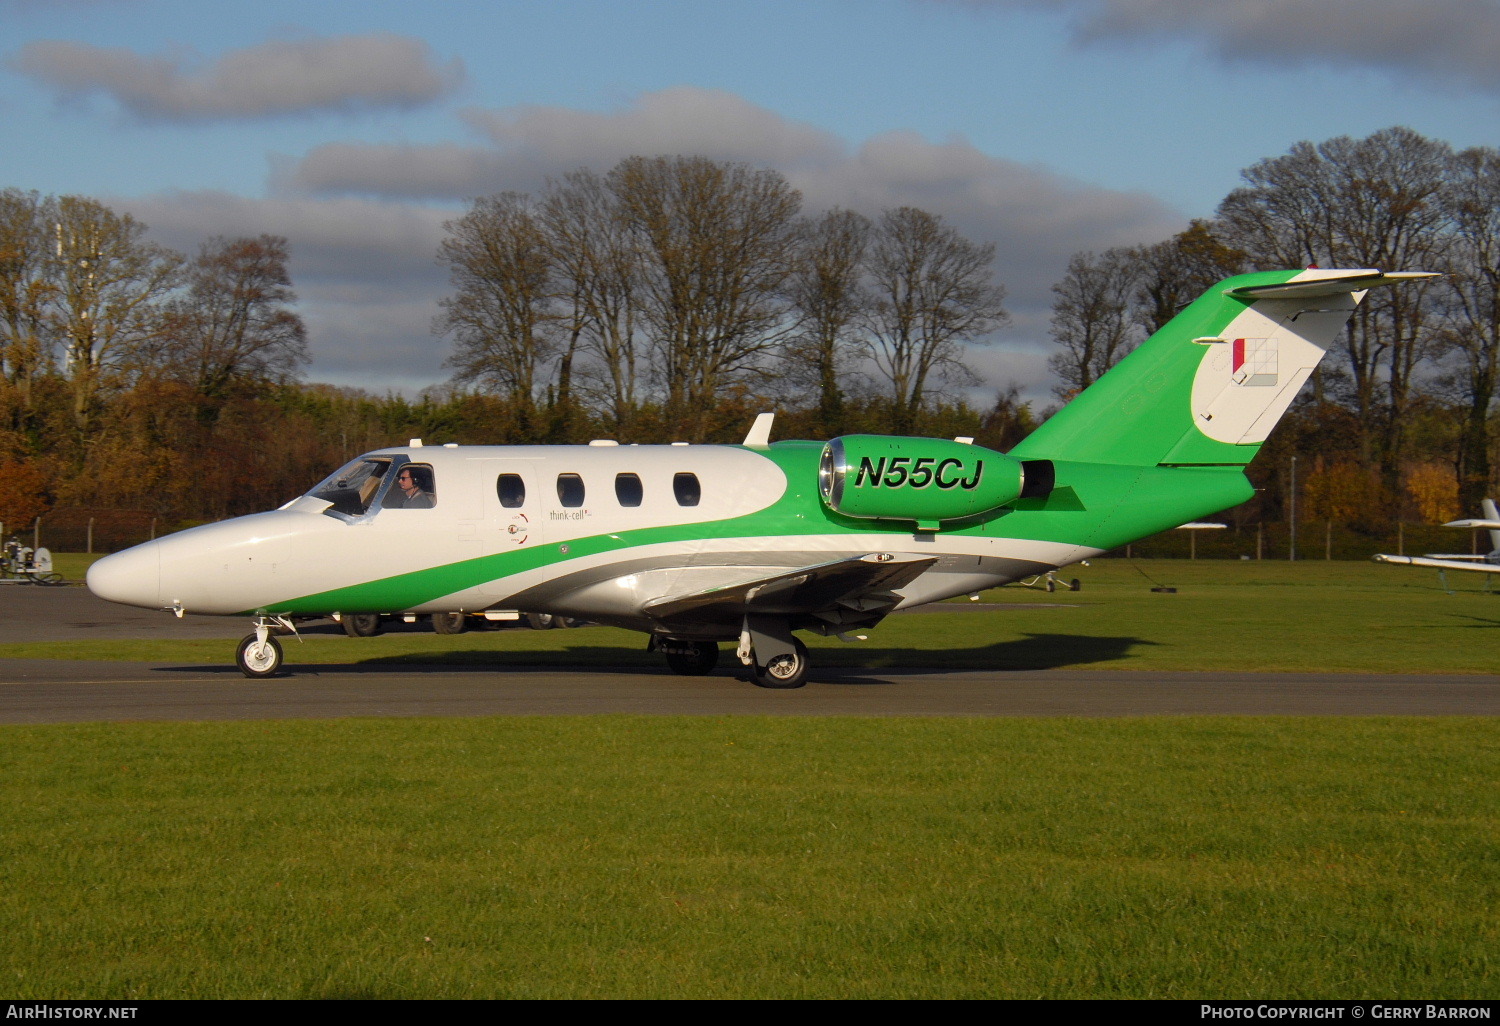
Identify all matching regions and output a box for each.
[861,207,1007,434]
[540,169,641,435]
[45,196,183,437]
[1047,247,1140,401]
[438,193,557,432]
[1134,220,1247,334]
[608,155,801,435]
[0,189,52,418]
[1219,127,1451,482]
[784,208,871,435]
[1435,146,1500,511]
[157,235,307,413]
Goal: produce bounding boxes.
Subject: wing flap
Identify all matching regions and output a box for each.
[642,553,936,624]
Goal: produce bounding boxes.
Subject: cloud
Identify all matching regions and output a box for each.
[125,88,1188,397]
[118,190,454,389]
[284,87,1182,314]
[950,0,1500,94]
[11,33,464,121]
[287,87,846,200]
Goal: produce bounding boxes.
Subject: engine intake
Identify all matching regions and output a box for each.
[818,435,1033,529]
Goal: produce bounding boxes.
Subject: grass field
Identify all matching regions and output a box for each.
[1,716,1495,999]
[4,554,1496,999]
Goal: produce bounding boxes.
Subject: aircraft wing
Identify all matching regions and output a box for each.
[642,553,937,629]
[1443,519,1500,530]
[1372,554,1500,574]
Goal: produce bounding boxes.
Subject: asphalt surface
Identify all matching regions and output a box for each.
[2,582,1497,723]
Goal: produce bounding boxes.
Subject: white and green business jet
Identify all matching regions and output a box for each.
[88,268,1433,686]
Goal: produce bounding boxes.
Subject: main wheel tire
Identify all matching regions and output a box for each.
[663,640,719,676]
[555,616,582,629]
[342,613,382,638]
[236,633,283,678]
[432,612,468,635]
[525,612,556,630]
[752,638,809,689]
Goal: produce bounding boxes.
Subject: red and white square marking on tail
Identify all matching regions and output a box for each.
[1230,338,1277,386]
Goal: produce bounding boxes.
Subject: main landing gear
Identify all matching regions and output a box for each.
[750,638,809,688]
[659,639,720,676]
[654,617,811,688]
[341,613,382,637]
[739,616,810,689]
[236,615,295,678]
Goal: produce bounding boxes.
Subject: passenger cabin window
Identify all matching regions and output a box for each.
[673,472,701,507]
[557,473,585,508]
[497,473,526,508]
[383,463,436,509]
[614,473,643,507]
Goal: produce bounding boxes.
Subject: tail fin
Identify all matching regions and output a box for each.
[1446,498,1500,557]
[1011,269,1437,467]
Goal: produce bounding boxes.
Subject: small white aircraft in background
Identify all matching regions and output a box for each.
[1373,499,1500,576]
[87,268,1435,686]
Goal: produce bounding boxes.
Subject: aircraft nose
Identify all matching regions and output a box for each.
[86,542,163,610]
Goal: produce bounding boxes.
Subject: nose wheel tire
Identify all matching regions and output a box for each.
[753,638,809,689]
[663,641,719,676]
[432,612,468,635]
[342,613,382,637]
[525,612,556,630]
[236,634,283,678]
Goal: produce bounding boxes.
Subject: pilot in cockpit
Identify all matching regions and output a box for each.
[391,465,436,508]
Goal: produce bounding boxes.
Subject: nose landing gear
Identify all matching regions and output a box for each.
[236,615,295,678]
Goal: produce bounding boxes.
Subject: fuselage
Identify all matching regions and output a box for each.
[86,436,1251,638]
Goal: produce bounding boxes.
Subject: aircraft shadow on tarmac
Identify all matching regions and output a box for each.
[154,632,1153,683]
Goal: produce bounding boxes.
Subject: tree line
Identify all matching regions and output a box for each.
[2,126,1496,543]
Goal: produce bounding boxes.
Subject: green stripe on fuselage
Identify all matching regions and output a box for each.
[250,443,1253,615]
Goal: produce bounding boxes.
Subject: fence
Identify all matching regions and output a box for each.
[13,510,1492,561]
[10,508,163,554]
[1113,521,1483,561]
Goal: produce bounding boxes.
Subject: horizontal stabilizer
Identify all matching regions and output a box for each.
[1443,519,1500,530]
[1227,271,1438,300]
[1372,553,1500,574]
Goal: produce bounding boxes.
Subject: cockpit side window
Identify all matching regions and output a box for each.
[309,458,391,517]
[383,463,437,509]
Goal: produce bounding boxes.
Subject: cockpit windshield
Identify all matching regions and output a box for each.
[307,457,393,517]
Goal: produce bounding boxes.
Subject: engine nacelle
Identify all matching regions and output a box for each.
[818,435,1035,529]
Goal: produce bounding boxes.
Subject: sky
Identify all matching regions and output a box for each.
[2,0,1497,405]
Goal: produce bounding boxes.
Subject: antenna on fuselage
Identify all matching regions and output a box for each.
[742,412,774,447]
